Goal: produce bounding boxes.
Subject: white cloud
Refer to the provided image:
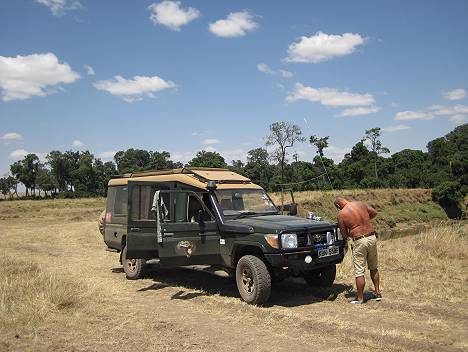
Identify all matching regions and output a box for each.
[209,11,258,38]
[257,63,293,78]
[279,70,293,78]
[71,140,85,148]
[390,102,400,108]
[0,53,80,102]
[336,106,380,117]
[395,104,468,124]
[35,0,82,16]
[324,145,350,163]
[285,32,365,63]
[9,149,46,161]
[97,151,117,160]
[257,63,275,76]
[394,111,434,121]
[1,132,23,141]
[442,88,466,101]
[149,1,200,31]
[9,149,29,160]
[202,138,221,145]
[84,65,95,76]
[449,114,468,125]
[381,124,411,133]
[286,83,375,107]
[93,75,176,102]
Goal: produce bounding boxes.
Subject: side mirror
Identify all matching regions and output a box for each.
[288,203,298,216]
[197,209,206,233]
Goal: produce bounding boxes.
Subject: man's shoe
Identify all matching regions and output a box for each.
[350,299,365,304]
[374,292,382,301]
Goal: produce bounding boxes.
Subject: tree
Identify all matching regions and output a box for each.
[149,151,178,170]
[309,135,329,157]
[188,150,227,168]
[47,151,77,192]
[36,166,57,197]
[266,121,305,183]
[94,159,117,196]
[70,151,96,193]
[0,177,10,198]
[363,127,390,180]
[114,149,152,174]
[10,154,40,196]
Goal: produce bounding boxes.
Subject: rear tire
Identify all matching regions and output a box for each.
[121,245,146,280]
[304,265,336,287]
[236,255,271,305]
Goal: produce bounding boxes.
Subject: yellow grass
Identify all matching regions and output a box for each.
[0,197,467,351]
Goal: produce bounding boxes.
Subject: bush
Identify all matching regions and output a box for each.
[432,181,463,219]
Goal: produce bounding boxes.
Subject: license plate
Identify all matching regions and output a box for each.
[318,246,339,258]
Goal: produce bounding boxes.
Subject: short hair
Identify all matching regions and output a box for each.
[334,197,347,209]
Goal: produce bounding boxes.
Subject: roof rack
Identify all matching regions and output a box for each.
[111,167,231,180]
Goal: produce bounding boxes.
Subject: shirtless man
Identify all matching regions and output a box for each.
[334,197,382,304]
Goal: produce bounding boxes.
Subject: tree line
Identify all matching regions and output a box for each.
[1,123,466,215]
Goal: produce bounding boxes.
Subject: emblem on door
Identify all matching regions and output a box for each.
[176,241,196,258]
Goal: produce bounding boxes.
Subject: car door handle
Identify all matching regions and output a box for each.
[130,227,141,232]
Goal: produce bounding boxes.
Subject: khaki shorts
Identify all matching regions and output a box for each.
[352,235,378,277]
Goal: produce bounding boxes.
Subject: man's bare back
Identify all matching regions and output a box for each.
[335,199,377,239]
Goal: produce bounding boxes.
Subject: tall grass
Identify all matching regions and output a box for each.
[0,254,91,333]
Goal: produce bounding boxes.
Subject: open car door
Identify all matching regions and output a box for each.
[125,181,171,259]
[157,190,221,266]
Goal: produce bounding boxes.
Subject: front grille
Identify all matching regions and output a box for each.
[296,231,332,248]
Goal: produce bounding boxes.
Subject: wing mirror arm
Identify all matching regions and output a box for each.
[288,203,298,216]
[197,209,206,233]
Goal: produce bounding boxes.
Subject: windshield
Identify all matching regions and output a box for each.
[215,189,278,217]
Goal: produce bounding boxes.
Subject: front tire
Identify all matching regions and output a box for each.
[304,265,336,287]
[121,245,146,280]
[236,255,271,305]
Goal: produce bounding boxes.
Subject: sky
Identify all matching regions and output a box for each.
[1,0,468,175]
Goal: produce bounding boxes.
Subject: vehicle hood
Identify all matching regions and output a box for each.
[226,215,335,233]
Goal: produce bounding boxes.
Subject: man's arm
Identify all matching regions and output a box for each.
[338,215,349,239]
[367,205,377,219]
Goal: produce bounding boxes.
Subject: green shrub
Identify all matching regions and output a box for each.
[432,181,463,219]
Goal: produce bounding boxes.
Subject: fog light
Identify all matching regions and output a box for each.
[304,255,312,264]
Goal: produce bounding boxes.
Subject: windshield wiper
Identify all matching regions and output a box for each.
[231,211,258,219]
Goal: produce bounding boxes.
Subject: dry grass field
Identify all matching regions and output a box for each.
[0,195,467,352]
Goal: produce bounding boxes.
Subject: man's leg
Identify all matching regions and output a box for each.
[368,236,381,297]
[370,269,380,294]
[355,275,365,301]
[352,241,366,302]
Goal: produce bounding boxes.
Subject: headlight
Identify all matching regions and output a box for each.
[281,233,298,249]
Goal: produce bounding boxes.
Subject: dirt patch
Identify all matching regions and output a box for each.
[0,198,467,351]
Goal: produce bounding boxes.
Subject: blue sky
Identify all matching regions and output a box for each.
[1,0,467,175]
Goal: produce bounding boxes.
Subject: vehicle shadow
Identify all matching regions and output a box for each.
[137,264,352,307]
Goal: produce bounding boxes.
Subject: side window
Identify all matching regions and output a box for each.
[175,192,214,223]
[131,185,172,222]
[114,186,128,217]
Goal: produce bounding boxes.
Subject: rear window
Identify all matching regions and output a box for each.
[130,185,171,222]
[107,186,128,217]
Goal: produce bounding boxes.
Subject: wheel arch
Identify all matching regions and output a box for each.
[231,243,266,268]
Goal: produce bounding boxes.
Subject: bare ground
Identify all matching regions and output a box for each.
[0,199,467,352]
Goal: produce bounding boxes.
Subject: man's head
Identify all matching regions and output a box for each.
[334,197,348,210]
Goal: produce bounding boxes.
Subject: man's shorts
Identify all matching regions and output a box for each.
[352,234,378,277]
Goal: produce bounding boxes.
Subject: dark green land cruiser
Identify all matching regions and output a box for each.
[102,168,346,305]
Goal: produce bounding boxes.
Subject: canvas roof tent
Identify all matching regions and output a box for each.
[107,168,262,190]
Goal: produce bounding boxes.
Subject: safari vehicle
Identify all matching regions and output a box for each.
[103,168,347,305]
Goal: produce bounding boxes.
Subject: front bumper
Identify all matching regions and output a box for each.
[264,240,347,271]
